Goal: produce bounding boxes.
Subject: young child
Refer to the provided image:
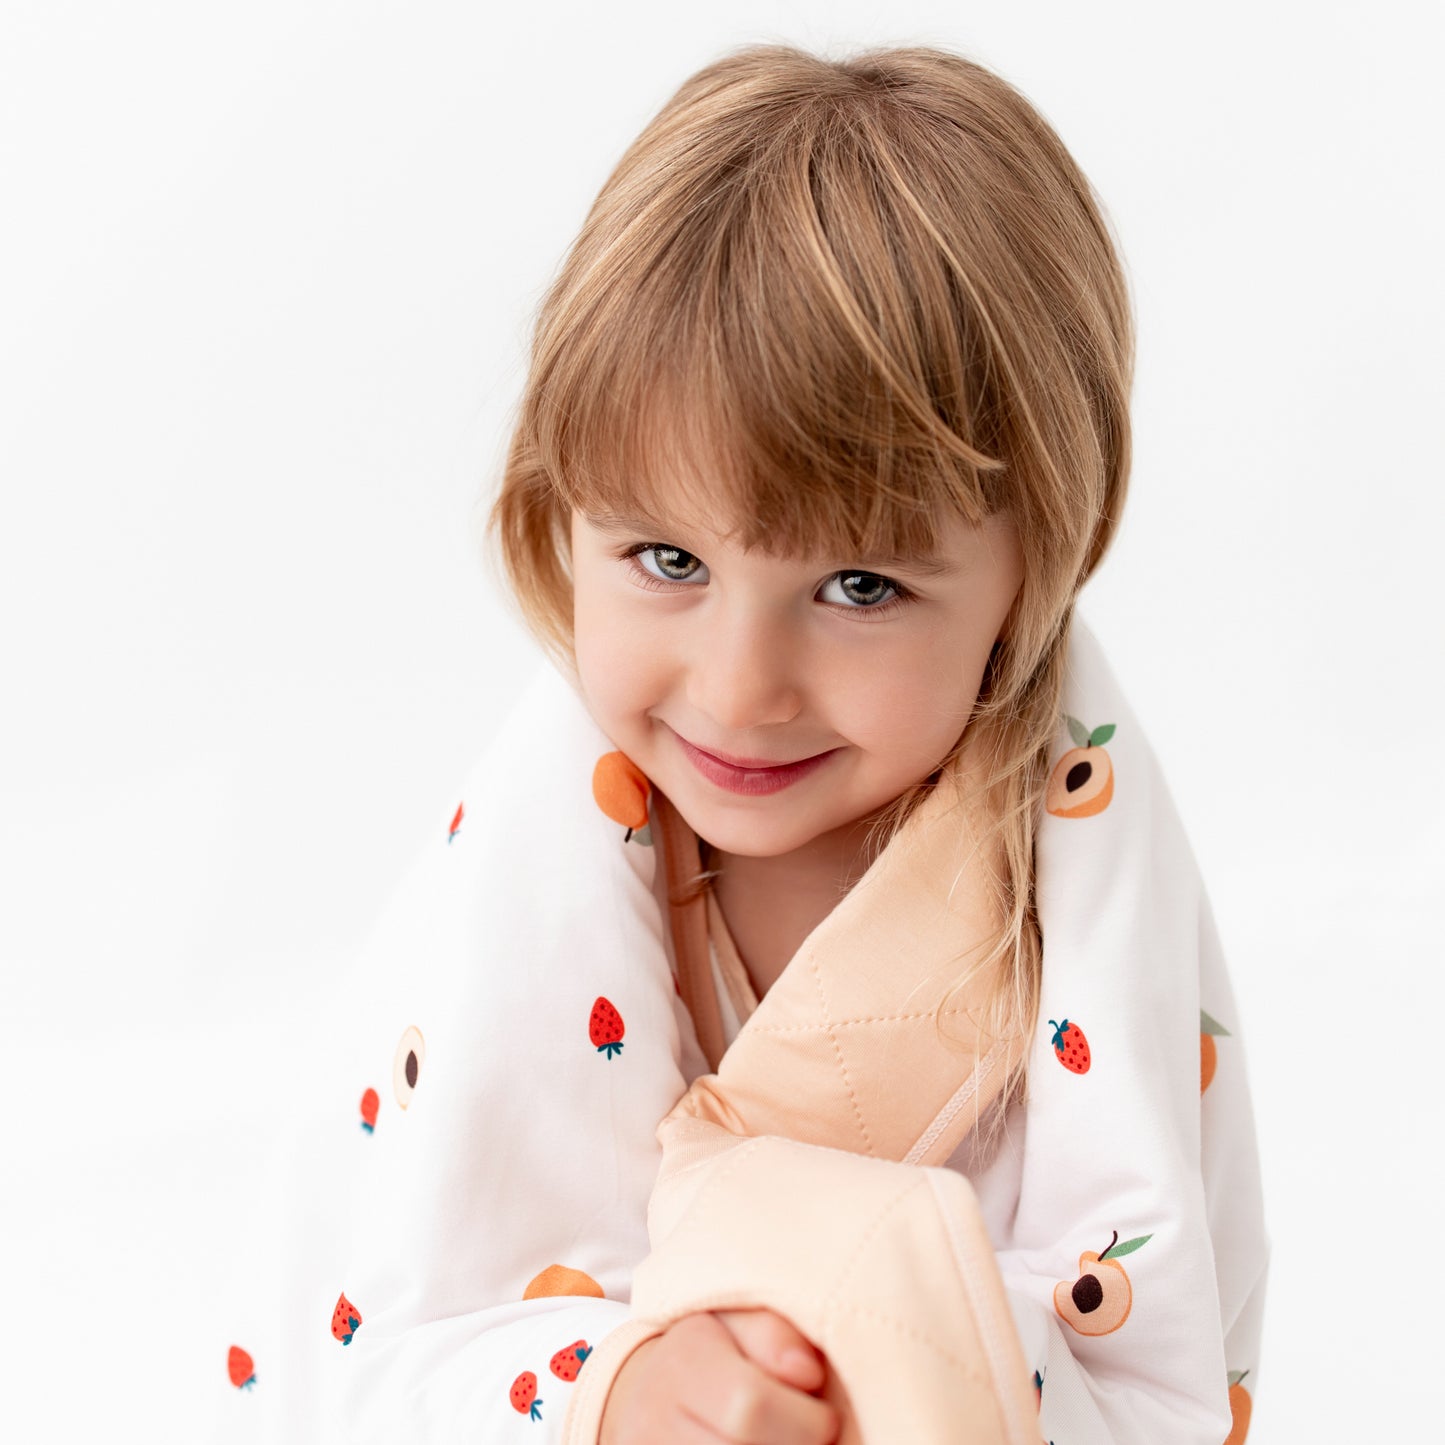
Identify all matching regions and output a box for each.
[217,40,1267,1445]
[486,43,1267,1439]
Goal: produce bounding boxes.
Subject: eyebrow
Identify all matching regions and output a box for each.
[581,507,958,577]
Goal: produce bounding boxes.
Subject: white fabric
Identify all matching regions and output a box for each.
[211,610,1268,1443]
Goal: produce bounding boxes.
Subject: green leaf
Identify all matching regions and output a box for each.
[1200,1008,1232,1037]
[1066,713,1090,748]
[1227,1369,1250,1387]
[1105,1233,1152,1258]
[1089,722,1116,747]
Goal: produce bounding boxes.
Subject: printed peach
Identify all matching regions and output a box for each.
[1045,715,1116,817]
[393,1025,426,1109]
[1053,1229,1151,1336]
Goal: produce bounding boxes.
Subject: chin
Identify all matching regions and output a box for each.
[699,803,843,855]
[671,795,820,859]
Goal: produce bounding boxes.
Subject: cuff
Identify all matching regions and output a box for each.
[559,1315,668,1444]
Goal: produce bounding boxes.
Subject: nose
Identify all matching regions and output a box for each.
[685,607,804,734]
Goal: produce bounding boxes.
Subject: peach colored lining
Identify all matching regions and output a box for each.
[705,887,760,1029]
[648,786,726,1071]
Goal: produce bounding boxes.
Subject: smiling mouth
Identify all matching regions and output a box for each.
[678,735,833,770]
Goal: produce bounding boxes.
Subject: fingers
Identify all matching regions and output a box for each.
[601,1335,734,1445]
[712,1307,827,1391]
[668,1311,839,1444]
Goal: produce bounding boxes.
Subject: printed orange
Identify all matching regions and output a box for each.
[592,751,650,839]
[1200,1009,1231,1095]
[1225,1369,1252,1443]
[524,1264,605,1300]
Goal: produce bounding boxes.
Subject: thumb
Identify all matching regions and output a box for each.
[712,1308,826,1389]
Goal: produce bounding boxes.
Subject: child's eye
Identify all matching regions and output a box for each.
[615,542,916,620]
[626,542,704,586]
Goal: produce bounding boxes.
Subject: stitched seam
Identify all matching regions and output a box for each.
[903,1039,1004,1165]
[813,1301,996,1382]
[815,1173,996,1384]
[819,1170,928,1317]
[802,948,874,1153]
[743,1006,986,1033]
[930,1173,1035,1445]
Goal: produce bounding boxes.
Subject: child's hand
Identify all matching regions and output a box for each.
[599,1306,839,1444]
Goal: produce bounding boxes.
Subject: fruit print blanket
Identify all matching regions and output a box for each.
[212,611,1268,1444]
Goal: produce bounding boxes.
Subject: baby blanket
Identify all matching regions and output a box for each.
[557,748,1046,1443]
[213,611,1268,1445]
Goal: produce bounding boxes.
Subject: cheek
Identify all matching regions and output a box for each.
[571,556,622,718]
[572,601,669,726]
[851,652,982,759]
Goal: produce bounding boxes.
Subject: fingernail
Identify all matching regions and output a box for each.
[780,1348,818,1375]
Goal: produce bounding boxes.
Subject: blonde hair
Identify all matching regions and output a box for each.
[479,41,1134,1160]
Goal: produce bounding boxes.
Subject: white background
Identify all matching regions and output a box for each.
[3,1,1441,1439]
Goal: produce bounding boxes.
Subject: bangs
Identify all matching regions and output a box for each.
[530,103,1010,565]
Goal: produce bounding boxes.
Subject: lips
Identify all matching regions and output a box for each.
[671,728,841,797]
[684,739,828,770]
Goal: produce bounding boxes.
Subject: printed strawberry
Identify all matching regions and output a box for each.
[550,1339,593,1381]
[448,801,464,843]
[510,1370,543,1420]
[590,997,625,1059]
[331,1292,362,1346]
[1049,1018,1091,1073]
[359,1087,379,1134]
[227,1345,256,1391]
